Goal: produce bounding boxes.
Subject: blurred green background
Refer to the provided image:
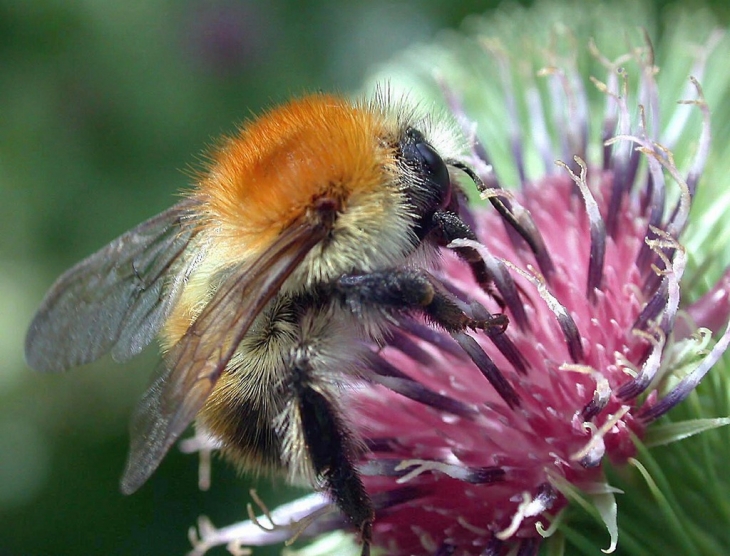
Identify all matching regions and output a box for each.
[2,1,729,555]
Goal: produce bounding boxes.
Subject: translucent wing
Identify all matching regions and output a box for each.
[120,218,329,494]
[25,199,199,373]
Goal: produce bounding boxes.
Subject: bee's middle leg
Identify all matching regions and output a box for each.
[330,268,507,333]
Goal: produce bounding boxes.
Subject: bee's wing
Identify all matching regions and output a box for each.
[25,199,199,373]
[120,217,329,494]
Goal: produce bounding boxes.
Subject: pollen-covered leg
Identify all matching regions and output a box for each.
[430,210,507,306]
[333,269,507,333]
[286,352,374,555]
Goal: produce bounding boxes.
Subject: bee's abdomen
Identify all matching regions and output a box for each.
[214,398,283,473]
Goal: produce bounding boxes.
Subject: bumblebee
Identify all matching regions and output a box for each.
[25,92,505,554]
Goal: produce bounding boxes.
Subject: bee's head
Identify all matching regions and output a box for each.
[394,124,480,247]
[397,127,457,237]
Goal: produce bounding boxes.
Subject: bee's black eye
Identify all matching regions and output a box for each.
[401,127,451,212]
[413,141,450,198]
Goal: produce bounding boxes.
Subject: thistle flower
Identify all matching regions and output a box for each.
[188,3,730,555]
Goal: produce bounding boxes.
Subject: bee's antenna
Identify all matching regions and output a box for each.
[446,158,486,193]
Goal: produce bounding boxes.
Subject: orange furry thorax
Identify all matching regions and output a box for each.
[195,95,393,257]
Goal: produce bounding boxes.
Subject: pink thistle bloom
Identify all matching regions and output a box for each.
[344,44,728,556]
[188,7,730,556]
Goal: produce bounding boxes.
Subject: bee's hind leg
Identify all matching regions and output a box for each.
[283,349,374,555]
